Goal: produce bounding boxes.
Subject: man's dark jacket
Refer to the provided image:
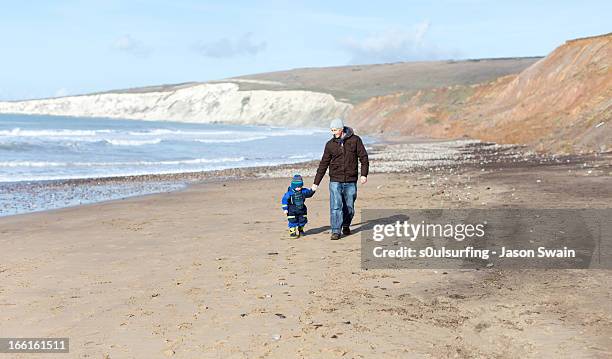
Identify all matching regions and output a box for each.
[314,126,369,185]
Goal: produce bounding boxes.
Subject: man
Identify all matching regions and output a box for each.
[312,118,369,240]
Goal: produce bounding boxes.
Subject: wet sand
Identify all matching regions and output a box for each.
[0,143,611,358]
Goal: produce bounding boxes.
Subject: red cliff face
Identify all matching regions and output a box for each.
[350,34,612,154]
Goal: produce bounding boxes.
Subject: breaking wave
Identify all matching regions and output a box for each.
[0,157,246,168]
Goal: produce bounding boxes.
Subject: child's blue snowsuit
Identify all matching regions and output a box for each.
[281,187,315,228]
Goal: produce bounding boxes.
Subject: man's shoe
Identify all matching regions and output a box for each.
[330,233,341,240]
[342,226,351,235]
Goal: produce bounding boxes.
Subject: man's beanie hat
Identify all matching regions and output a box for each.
[329,118,344,129]
[290,174,304,189]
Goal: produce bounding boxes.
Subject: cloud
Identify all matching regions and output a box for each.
[112,34,151,58]
[195,33,266,58]
[342,21,460,64]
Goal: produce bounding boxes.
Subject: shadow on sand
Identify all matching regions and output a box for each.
[305,214,410,237]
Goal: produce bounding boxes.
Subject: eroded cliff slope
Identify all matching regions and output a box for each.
[350,34,612,153]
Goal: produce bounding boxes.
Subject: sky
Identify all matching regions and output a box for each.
[1,0,610,100]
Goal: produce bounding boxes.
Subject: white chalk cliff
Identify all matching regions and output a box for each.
[0,83,352,126]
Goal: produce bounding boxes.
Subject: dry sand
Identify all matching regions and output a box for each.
[1,146,611,358]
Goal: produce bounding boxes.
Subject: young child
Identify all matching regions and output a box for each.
[281,174,316,238]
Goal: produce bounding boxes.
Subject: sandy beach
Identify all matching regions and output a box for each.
[1,2,609,358]
[1,142,611,358]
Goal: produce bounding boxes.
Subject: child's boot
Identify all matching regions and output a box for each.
[298,226,305,236]
[288,227,299,238]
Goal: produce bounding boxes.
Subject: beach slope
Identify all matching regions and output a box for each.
[1,156,611,358]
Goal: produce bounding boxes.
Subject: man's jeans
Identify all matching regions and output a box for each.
[329,181,357,234]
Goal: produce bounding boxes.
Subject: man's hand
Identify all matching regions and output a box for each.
[311,184,318,191]
[360,176,367,184]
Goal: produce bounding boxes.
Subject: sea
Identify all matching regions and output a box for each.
[0,114,334,216]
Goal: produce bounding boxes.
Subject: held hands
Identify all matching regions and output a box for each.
[283,210,288,214]
[311,183,318,191]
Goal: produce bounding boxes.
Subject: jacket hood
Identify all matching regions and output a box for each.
[333,126,354,142]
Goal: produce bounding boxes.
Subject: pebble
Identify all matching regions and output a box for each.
[0,179,185,217]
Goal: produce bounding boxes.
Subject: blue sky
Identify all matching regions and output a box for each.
[1,0,609,100]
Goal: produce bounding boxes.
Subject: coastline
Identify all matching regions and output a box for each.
[2,137,609,217]
[0,159,321,218]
